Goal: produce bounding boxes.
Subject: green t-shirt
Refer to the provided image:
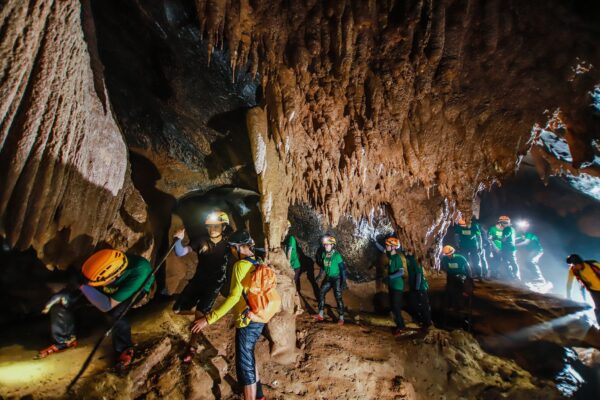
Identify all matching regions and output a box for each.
[407,255,428,291]
[488,225,503,251]
[441,254,469,277]
[518,232,543,252]
[321,250,343,278]
[454,223,482,250]
[100,254,154,302]
[388,253,406,291]
[284,235,301,270]
[502,226,516,252]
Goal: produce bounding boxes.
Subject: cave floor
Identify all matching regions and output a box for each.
[0,275,598,399]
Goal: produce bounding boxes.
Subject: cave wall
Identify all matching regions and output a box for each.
[195,0,600,265]
[0,0,152,267]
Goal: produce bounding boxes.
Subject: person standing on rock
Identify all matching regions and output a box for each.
[382,237,408,336]
[566,254,600,324]
[282,220,302,290]
[440,245,472,318]
[498,216,520,281]
[314,235,347,325]
[188,230,268,400]
[454,218,485,279]
[406,250,432,330]
[515,222,546,286]
[37,249,154,369]
[172,210,232,362]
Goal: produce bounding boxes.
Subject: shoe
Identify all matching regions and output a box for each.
[182,346,198,363]
[338,319,344,326]
[116,348,135,369]
[393,328,405,338]
[36,338,77,359]
[313,314,325,321]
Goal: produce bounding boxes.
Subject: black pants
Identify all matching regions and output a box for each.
[446,275,466,312]
[50,298,133,354]
[408,291,431,327]
[235,322,265,386]
[463,248,483,278]
[389,289,405,329]
[500,250,520,281]
[318,276,344,317]
[174,273,226,314]
[293,268,302,291]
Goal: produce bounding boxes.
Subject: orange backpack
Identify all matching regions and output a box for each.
[242,258,282,323]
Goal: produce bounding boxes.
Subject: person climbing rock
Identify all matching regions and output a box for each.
[516,223,546,285]
[566,254,600,324]
[172,211,232,362]
[314,235,346,325]
[440,245,472,316]
[498,216,520,281]
[405,249,432,329]
[454,218,485,279]
[188,230,268,400]
[283,220,301,290]
[37,249,154,370]
[383,237,407,336]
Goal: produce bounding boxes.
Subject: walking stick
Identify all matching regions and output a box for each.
[66,242,176,392]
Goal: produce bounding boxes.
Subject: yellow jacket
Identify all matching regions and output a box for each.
[206,258,255,328]
[567,262,600,295]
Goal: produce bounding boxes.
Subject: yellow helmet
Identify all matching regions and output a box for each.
[442,245,455,256]
[287,220,291,228]
[322,235,336,245]
[385,237,400,248]
[82,249,128,287]
[205,211,229,225]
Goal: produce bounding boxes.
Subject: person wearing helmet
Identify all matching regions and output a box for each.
[405,250,432,330]
[382,237,408,336]
[172,211,233,362]
[282,220,301,290]
[187,230,267,400]
[440,245,471,315]
[566,254,600,324]
[498,216,520,281]
[37,250,154,369]
[515,223,546,285]
[314,235,346,325]
[454,218,485,279]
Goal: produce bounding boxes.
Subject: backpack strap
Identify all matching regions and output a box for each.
[240,256,259,310]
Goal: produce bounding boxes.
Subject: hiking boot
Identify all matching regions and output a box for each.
[36,338,77,359]
[313,314,325,322]
[337,319,344,326]
[116,348,135,370]
[182,346,198,363]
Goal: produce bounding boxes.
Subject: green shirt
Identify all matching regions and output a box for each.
[441,254,469,277]
[321,250,343,278]
[488,226,503,251]
[454,223,482,250]
[100,254,154,302]
[407,255,428,291]
[502,226,516,252]
[284,235,301,270]
[518,232,543,252]
[388,253,406,291]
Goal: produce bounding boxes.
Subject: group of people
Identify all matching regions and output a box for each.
[34,210,600,400]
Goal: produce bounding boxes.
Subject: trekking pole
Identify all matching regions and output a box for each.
[66,242,176,392]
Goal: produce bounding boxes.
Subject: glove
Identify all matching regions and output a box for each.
[42,291,72,314]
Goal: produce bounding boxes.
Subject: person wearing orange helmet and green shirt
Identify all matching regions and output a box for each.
[383,237,408,336]
[314,235,347,325]
[440,245,472,314]
[37,249,154,369]
[488,216,520,281]
[405,249,433,329]
[454,218,485,279]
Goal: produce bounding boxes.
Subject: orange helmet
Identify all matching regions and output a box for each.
[82,249,128,287]
[385,237,400,248]
[458,218,467,227]
[498,215,511,223]
[322,235,336,245]
[442,245,455,256]
[205,211,229,225]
